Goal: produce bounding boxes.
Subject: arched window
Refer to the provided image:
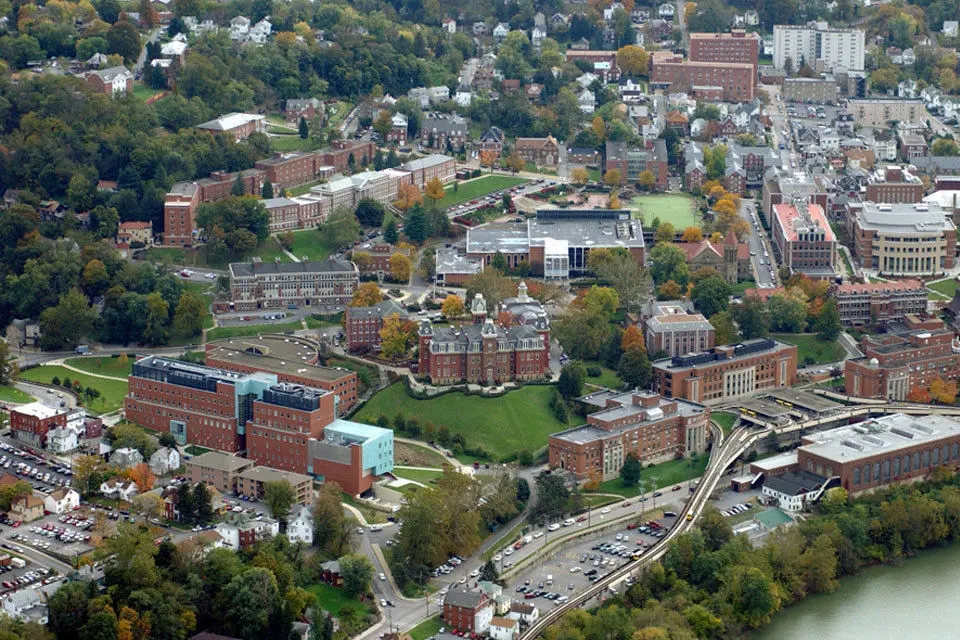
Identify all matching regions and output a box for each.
[864,463,872,483]
[826,466,833,478]
[934,448,941,466]
[894,456,901,476]
[853,467,861,485]
[883,459,891,482]
[944,446,950,465]
[873,462,881,482]
[924,450,931,468]
[913,452,920,470]
[954,443,959,461]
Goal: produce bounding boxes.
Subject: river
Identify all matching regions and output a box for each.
[753,542,960,639]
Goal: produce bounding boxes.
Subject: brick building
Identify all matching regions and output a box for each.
[124,356,278,452]
[397,155,457,188]
[443,590,494,634]
[246,384,336,474]
[675,232,751,284]
[254,151,333,192]
[204,335,359,414]
[236,463,314,506]
[651,338,798,405]
[844,315,960,400]
[798,413,960,494]
[344,299,409,352]
[644,302,716,358]
[865,166,924,204]
[420,114,469,151]
[351,242,408,276]
[9,403,67,449]
[227,258,359,311]
[651,52,755,102]
[772,202,837,279]
[196,113,267,141]
[117,221,153,247]
[185,451,255,494]
[549,390,710,481]
[515,136,562,168]
[308,420,394,495]
[84,66,134,96]
[604,140,669,189]
[830,280,927,326]
[564,51,620,82]
[689,30,760,78]
[284,98,322,125]
[851,202,957,277]
[162,182,201,246]
[417,294,550,385]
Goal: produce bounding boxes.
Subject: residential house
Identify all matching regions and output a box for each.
[100,477,138,502]
[531,26,547,49]
[388,113,408,145]
[550,13,569,30]
[490,618,519,640]
[5,319,39,349]
[744,10,759,25]
[216,516,279,550]
[229,16,250,39]
[534,12,547,28]
[2,589,46,624]
[249,18,272,44]
[944,21,959,37]
[525,83,543,101]
[493,23,510,39]
[112,447,144,469]
[473,22,489,36]
[46,427,78,453]
[320,559,343,586]
[43,488,79,515]
[85,66,134,96]
[455,85,473,107]
[658,3,675,18]
[287,505,314,545]
[149,446,181,476]
[285,98,323,125]
[478,126,505,154]
[507,602,539,625]
[443,590,494,633]
[160,39,187,64]
[117,221,153,248]
[442,18,457,34]
[428,86,450,104]
[10,495,44,523]
[578,89,596,114]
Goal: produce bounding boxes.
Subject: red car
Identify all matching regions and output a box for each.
[672,485,682,491]
[626,523,637,530]
[576,515,587,522]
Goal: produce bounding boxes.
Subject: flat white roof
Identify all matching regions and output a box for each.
[12,402,60,420]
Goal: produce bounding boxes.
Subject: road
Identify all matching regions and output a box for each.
[134,28,162,78]
[740,199,778,289]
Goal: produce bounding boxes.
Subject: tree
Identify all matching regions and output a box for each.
[815,298,841,340]
[313,482,352,554]
[373,111,392,140]
[263,480,297,524]
[355,199,386,228]
[529,472,574,523]
[617,345,651,388]
[466,269,516,313]
[0,481,33,512]
[171,291,208,339]
[655,222,676,244]
[72,455,103,496]
[504,151,526,173]
[129,463,156,493]
[39,289,97,350]
[389,252,412,282]
[383,220,399,244]
[769,293,808,333]
[621,325,645,352]
[681,227,704,242]
[571,167,590,185]
[734,297,770,339]
[339,554,374,598]
[350,282,383,307]
[723,565,782,628]
[403,207,430,244]
[558,361,586,399]
[322,207,361,249]
[635,169,656,191]
[224,568,279,639]
[480,149,499,172]
[691,275,731,318]
[603,169,622,188]
[193,482,214,524]
[932,138,958,156]
[649,244,689,287]
[709,311,737,346]
[379,314,410,359]
[616,45,650,76]
[424,177,446,203]
[441,295,465,318]
[478,559,500,584]
[106,20,140,61]
[261,179,274,199]
[298,116,309,139]
[620,453,641,485]
[930,377,958,405]
[132,493,164,519]
[143,292,170,346]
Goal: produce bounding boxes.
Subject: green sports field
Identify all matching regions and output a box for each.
[628,194,699,228]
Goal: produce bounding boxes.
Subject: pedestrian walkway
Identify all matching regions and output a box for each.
[54,360,128,382]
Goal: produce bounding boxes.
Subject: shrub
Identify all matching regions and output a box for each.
[804,355,816,366]
[586,366,602,377]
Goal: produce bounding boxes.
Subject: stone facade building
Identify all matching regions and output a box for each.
[830,280,927,326]
[644,302,716,358]
[227,258,359,311]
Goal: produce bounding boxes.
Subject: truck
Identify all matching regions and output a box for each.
[74,345,90,355]
[10,557,25,569]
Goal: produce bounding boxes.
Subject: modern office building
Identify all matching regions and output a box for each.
[228,258,359,311]
[309,420,394,496]
[246,383,336,475]
[549,390,710,481]
[798,413,960,493]
[844,316,960,400]
[830,280,927,326]
[772,202,837,279]
[773,23,865,72]
[651,338,799,405]
[644,302,716,358]
[851,202,957,277]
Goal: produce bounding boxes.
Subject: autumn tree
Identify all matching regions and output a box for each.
[424,177,446,203]
[441,294,465,318]
[621,325,645,352]
[389,252,412,283]
[906,387,932,404]
[379,314,410,359]
[930,377,958,405]
[603,169,622,188]
[681,227,704,242]
[655,222,676,244]
[616,45,650,76]
[638,169,656,191]
[658,280,684,299]
[394,183,423,211]
[480,149,499,171]
[570,167,590,185]
[504,150,525,173]
[129,463,156,493]
[608,192,621,209]
[349,282,383,307]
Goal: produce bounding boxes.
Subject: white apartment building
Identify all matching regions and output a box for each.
[773,22,864,72]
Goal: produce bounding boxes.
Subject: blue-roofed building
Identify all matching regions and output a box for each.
[309,419,394,495]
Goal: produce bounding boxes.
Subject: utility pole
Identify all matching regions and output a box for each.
[651,476,658,511]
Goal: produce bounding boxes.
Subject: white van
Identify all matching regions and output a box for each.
[546,574,553,586]
[548,523,560,531]
[563,518,575,527]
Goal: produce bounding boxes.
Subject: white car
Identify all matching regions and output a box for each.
[379,573,386,581]
[533,531,544,538]
[493,553,502,562]
[380,599,387,607]
[205,273,216,280]
[570,566,581,573]
[600,508,611,514]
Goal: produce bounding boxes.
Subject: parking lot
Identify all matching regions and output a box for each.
[0,441,75,498]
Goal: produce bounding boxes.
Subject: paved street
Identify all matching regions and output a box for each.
[740,199,778,289]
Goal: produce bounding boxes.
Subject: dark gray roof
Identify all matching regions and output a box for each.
[763,471,827,497]
[229,259,355,277]
[443,589,486,609]
[346,299,408,320]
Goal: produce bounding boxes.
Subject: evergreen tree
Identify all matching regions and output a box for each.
[383,220,399,244]
[261,179,274,199]
[231,174,245,196]
[387,148,398,167]
[299,116,308,139]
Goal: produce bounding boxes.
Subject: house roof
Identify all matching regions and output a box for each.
[90,65,133,82]
[443,589,487,609]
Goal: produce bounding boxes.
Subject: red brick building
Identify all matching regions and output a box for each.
[564,51,620,81]
[344,299,409,352]
[798,413,960,494]
[84,66,134,96]
[227,259,359,312]
[351,242,407,276]
[255,151,331,192]
[772,203,837,279]
[865,166,924,204]
[689,30,760,79]
[285,98,322,125]
[549,390,710,481]
[651,338,798,405]
[651,52,755,102]
[321,140,375,173]
[246,384,336,474]
[196,113,267,141]
[442,590,494,633]
[844,315,960,400]
[515,136,562,168]
[163,182,201,246]
[830,280,927,326]
[9,403,67,449]
[398,155,457,188]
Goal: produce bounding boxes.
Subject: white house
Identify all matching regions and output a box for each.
[287,505,313,545]
[493,23,510,39]
[944,21,959,37]
[489,617,518,640]
[100,477,138,502]
[603,1,624,20]
[149,447,181,476]
[427,85,450,104]
[507,602,539,625]
[160,40,188,60]
[43,488,79,515]
[531,26,547,49]
[249,18,272,44]
[2,589,46,624]
[658,3,675,19]
[442,18,457,34]
[46,427,78,453]
[230,16,250,39]
[216,517,280,550]
[744,10,759,25]
[577,72,599,89]
[761,471,827,512]
[454,86,473,107]
[577,88,596,114]
[111,447,143,469]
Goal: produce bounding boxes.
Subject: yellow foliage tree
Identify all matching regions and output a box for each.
[504,150,526,173]
[681,227,703,242]
[616,45,650,76]
[570,167,590,185]
[441,294,465,318]
[603,169,621,187]
[930,377,958,405]
[274,31,298,47]
[128,463,155,493]
[709,231,723,243]
[638,169,656,191]
[480,149,499,171]
[713,199,736,216]
[621,325,645,352]
[609,192,621,209]
[380,314,410,359]
[389,252,412,282]
[658,280,683,299]
[425,177,446,202]
[655,222,676,244]
[591,116,606,142]
[394,183,423,211]
[349,282,383,307]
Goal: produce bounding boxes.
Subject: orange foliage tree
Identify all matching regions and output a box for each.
[621,325,646,352]
[129,463,155,493]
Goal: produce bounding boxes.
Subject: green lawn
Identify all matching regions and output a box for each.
[63,356,133,379]
[712,411,738,435]
[326,101,353,127]
[583,494,622,509]
[286,228,338,262]
[627,194,699,228]
[393,468,445,484]
[305,315,341,330]
[205,320,304,342]
[0,386,31,403]
[287,180,322,196]
[143,239,290,269]
[586,167,602,183]
[353,383,572,459]
[408,616,442,640]
[598,455,710,497]
[583,361,622,390]
[772,333,846,366]
[306,582,374,619]
[184,445,210,457]
[929,278,960,298]
[439,175,528,209]
[729,280,758,297]
[20,366,129,416]
[269,135,323,153]
[523,161,557,175]
[132,85,164,102]
[394,441,450,468]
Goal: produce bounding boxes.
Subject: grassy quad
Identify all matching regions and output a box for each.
[598,455,710,498]
[0,386,32,403]
[627,194,699,229]
[772,333,846,366]
[582,361,622,389]
[63,356,134,379]
[439,175,528,209]
[352,383,572,459]
[20,366,129,416]
[142,238,291,269]
[408,616,443,640]
[285,228,339,262]
[929,278,960,298]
